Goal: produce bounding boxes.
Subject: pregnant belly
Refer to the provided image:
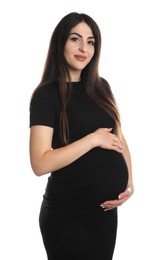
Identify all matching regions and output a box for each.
[88,148,129,202]
[48,148,129,206]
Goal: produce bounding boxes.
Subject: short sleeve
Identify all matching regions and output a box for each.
[29,87,56,128]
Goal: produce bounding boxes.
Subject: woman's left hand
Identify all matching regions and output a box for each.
[100,185,134,211]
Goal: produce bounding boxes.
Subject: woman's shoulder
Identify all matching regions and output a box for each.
[31,81,59,101]
[100,77,108,85]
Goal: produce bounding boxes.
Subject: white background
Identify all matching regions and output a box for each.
[0,0,163,259]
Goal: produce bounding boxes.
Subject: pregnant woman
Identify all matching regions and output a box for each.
[29,12,134,260]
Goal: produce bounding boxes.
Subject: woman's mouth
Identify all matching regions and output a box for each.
[74,55,87,61]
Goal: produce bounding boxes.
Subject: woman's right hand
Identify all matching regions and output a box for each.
[93,128,123,153]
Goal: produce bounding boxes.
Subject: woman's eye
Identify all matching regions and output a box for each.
[88,40,95,46]
[70,37,79,42]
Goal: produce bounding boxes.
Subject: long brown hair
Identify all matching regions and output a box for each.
[31,12,121,144]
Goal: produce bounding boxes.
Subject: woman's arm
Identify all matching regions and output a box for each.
[30,125,95,176]
[29,126,123,176]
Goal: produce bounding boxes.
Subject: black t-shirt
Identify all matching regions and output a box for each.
[30,81,115,147]
[30,81,128,202]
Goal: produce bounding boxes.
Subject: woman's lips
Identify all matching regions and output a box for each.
[74,55,87,61]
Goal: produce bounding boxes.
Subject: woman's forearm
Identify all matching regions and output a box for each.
[31,133,96,176]
[30,126,124,177]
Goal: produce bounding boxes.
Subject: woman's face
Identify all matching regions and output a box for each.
[64,22,95,81]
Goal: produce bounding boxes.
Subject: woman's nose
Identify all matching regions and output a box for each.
[79,41,87,52]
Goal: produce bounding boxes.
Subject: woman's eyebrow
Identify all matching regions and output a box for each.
[69,32,95,39]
